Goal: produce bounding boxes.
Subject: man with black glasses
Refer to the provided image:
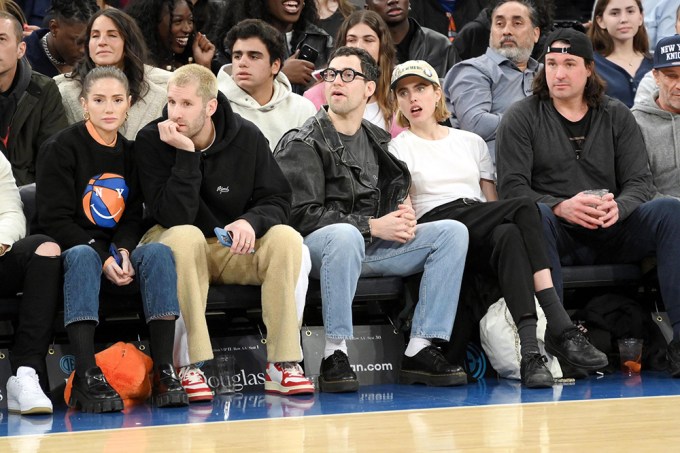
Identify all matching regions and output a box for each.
[275,47,470,393]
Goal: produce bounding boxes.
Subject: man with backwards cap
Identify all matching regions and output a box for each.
[496,28,680,377]
[632,34,680,199]
[275,46,469,392]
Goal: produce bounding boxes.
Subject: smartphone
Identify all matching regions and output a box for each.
[109,243,123,266]
[214,227,233,247]
[297,44,319,63]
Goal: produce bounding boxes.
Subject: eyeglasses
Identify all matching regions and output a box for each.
[321,67,368,83]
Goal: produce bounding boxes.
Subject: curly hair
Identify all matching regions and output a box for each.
[589,0,649,57]
[225,19,286,66]
[212,0,319,57]
[126,0,195,69]
[47,0,98,24]
[68,8,150,105]
[335,10,395,129]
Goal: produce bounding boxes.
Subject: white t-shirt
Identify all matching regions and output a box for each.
[364,101,387,131]
[389,128,494,219]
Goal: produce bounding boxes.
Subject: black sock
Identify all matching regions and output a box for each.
[536,287,573,335]
[517,315,539,357]
[148,320,175,367]
[66,321,97,377]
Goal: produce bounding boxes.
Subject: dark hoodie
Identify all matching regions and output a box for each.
[135,91,292,238]
[0,58,67,185]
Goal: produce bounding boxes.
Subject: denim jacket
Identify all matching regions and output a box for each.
[274,108,411,239]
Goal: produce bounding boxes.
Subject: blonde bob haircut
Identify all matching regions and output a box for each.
[168,63,218,105]
[394,81,450,128]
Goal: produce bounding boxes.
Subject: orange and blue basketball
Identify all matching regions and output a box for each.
[82,173,128,228]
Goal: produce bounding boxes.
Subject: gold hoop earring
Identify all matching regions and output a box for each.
[125,111,129,121]
[83,111,90,121]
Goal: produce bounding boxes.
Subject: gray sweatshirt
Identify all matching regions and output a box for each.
[631,91,680,199]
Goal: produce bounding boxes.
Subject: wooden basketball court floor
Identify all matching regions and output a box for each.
[2,371,680,451]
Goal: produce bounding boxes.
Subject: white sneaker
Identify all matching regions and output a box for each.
[7,367,53,415]
[264,362,315,395]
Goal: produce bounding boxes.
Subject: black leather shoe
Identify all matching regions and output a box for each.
[69,366,124,413]
[545,326,608,370]
[153,363,189,408]
[399,346,467,387]
[520,353,554,388]
[319,350,359,393]
[667,340,680,378]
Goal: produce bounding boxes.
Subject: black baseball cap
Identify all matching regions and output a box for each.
[541,27,594,61]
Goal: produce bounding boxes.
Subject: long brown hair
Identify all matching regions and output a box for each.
[589,0,649,57]
[335,10,395,128]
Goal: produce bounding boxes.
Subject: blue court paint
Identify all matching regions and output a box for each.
[2,371,679,437]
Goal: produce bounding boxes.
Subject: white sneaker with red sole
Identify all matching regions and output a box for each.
[265,362,315,395]
[177,365,213,403]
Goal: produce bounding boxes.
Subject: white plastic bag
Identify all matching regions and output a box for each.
[479,297,562,380]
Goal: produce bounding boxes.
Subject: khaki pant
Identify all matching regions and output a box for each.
[142,224,305,364]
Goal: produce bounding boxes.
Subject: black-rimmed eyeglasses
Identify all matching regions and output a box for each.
[320,68,368,83]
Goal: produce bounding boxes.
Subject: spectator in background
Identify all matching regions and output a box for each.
[632,34,680,199]
[126,0,216,72]
[212,0,332,94]
[589,0,653,108]
[0,152,61,416]
[23,0,97,78]
[634,2,680,104]
[55,8,171,140]
[37,67,188,413]
[644,0,678,47]
[453,0,554,62]
[443,0,541,167]
[304,10,405,137]
[316,0,356,40]
[409,0,490,42]
[217,19,317,151]
[136,64,315,401]
[0,11,66,185]
[366,0,459,78]
[275,47,470,393]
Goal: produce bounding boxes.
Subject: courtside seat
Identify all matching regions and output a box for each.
[562,264,644,289]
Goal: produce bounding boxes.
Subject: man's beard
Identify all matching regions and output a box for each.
[495,45,533,65]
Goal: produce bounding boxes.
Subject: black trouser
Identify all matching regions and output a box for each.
[420,197,551,323]
[0,235,61,377]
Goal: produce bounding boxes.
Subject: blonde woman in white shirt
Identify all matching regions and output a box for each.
[388,60,608,388]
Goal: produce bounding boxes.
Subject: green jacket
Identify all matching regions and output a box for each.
[4,59,67,186]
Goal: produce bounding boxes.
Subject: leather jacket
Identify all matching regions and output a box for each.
[274,108,411,239]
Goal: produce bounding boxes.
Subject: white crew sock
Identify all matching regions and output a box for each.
[324,338,347,359]
[404,337,432,357]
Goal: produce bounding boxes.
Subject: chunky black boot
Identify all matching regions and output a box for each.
[399,346,468,387]
[69,366,124,413]
[318,350,359,393]
[153,363,189,408]
[520,353,554,389]
[545,326,608,370]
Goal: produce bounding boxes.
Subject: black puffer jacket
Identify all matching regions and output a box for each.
[274,107,411,239]
[406,19,460,79]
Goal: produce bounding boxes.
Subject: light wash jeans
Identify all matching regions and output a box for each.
[304,220,469,340]
[62,243,180,326]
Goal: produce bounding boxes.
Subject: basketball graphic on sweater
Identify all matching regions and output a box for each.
[82,173,128,228]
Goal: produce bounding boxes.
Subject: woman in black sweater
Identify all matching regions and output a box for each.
[36,67,188,413]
